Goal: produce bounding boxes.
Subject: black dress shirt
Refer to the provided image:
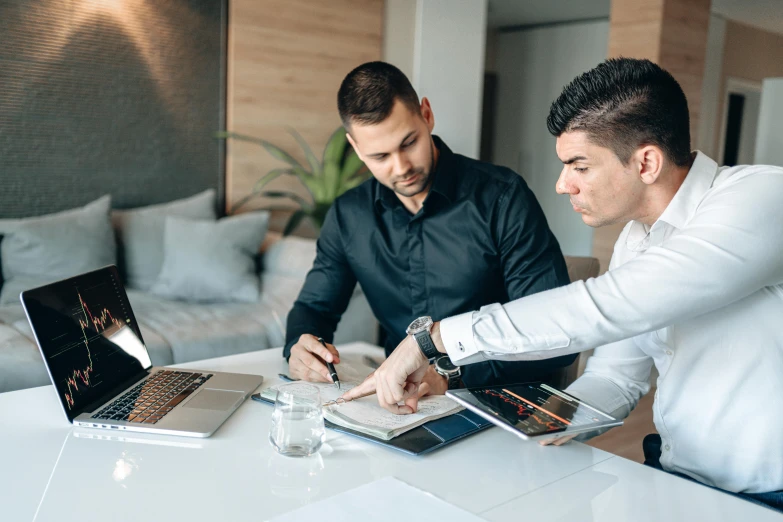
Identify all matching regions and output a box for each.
[284,136,576,387]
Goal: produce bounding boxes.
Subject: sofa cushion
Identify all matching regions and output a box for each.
[150,212,269,303]
[263,236,317,279]
[0,196,116,305]
[125,290,285,364]
[112,190,216,291]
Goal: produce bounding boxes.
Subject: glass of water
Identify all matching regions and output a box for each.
[269,383,325,457]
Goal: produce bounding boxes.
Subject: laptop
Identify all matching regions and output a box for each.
[20,265,264,438]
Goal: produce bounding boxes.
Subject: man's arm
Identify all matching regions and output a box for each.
[460,176,576,387]
[564,337,654,436]
[538,336,654,446]
[283,202,357,361]
[441,169,783,364]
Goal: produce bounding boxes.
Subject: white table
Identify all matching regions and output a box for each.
[1,342,778,521]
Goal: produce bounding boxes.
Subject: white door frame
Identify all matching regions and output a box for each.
[717,77,763,163]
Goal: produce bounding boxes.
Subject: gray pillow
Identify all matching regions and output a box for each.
[111,190,216,291]
[0,196,115,305]
[150,212,270,303]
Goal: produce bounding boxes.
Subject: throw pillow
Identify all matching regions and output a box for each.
[150,211,270,303]
[0,196,115,305]
[111,189,216,291]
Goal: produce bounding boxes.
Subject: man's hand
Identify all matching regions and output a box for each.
[288,334,340,383]
[538,434,577,447]
[340,333,430,414]
[420,365,449,396]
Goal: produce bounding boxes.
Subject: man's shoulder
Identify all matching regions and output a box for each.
[713,163,783,191]
[331,177,377,213]
[453,154,528,196]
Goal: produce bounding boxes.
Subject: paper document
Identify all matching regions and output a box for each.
[268,476,485,522]
[261,358,463,440]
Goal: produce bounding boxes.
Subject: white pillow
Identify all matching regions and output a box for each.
[150,211,270,303]
[111,190,216,290]
[0,196,115,305]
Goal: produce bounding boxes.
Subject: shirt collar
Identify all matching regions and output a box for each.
[374,135,457,212]
[656,151,718,230]
[626,151,718,251]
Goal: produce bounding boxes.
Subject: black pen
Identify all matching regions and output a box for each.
[317,337,340,389]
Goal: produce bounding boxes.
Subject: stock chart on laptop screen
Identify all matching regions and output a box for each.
[23,268,151,419]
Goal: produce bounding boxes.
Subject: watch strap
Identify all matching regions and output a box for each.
[414,329,439,361]
[445,372,461,390]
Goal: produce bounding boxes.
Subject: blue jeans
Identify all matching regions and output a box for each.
[642,434,783,513]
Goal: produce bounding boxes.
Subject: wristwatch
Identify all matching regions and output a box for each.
[434,356,462,390]
[406,316,439,362]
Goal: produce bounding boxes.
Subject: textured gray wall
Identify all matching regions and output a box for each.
[0,0,226,218]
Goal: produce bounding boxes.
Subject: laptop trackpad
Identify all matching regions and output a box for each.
[183,390,244,411]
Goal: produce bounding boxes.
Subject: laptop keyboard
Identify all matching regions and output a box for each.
[92,370,213,424]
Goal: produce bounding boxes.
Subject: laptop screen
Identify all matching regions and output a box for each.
[21,266,152,421]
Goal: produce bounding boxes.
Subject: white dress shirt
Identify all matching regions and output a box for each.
[440,153,783,494]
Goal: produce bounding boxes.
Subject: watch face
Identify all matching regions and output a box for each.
[407,316,432,334]
[436,357,458,373]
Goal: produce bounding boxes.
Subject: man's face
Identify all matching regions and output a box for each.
[347,99,436,198]
[555,131,645,228]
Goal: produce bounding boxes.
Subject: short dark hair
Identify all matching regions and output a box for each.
[547,58,692,167]
[337,61,420,129]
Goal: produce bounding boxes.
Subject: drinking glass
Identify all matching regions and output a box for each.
[268,383,325,457]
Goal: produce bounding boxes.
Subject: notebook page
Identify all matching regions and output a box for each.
[262,381,463,440]
[324,390,461,435]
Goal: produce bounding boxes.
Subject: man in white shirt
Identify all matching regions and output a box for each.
[343,58,783,509]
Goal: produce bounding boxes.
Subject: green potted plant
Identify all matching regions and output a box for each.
[216,127,370,235]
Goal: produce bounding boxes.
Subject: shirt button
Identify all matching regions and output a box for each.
[666,350,673,356]
[664,444,671,451]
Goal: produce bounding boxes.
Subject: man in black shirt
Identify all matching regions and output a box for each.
[284,61,575,399]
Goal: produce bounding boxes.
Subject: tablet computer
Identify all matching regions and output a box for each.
[446,382,622,441]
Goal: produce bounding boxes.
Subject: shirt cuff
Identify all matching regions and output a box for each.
[440,311,486,365]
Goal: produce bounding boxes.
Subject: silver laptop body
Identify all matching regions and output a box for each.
[20,266,263,438]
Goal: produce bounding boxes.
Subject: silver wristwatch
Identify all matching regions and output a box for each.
[434,356,462,390]
[406,316,439,362]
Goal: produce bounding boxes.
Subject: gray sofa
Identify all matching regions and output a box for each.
[0,235,377,394]
[0,224,599,395]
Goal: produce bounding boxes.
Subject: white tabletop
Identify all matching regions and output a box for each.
[1,342,778,521]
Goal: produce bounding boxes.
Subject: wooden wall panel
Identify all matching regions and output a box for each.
[226,0,383,231]
[607,0,663,60]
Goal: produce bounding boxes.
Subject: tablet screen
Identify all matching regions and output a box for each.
[448,382,620,438]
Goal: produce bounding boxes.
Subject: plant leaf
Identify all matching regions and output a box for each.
[259,191,313,210]
[322,128,348,200]
[283,210,307,237]
[322,127,347,167]
[251,168,296,192]
[322,162,341,202]
[229,193,258,214]
[339,151,366,184]
[216,131,308,172]
[287,128,321,176]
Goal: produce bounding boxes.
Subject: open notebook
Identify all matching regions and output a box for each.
[260,361,463,441]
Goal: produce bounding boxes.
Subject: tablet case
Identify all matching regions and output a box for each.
[251,393,492,456]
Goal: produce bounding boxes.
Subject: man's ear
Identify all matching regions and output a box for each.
[637,145,664,185]
[420,97,435,133]
[346,132,363,162]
